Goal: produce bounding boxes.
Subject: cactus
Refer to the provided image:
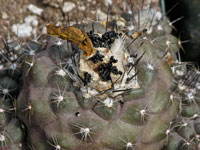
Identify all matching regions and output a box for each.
[0,0,199,150]
[0,37,27,149]
[161,65,200,150]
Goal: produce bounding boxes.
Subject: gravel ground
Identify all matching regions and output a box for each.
[0,0,160,43]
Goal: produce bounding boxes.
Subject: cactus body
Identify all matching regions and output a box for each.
[0,1,199,150]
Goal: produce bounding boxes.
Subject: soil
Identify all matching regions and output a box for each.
[0,0,160,46]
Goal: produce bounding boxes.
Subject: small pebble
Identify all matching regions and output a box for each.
[12,15,38,37]
[12,23,32,37]
[2,12,8,19]
[24,15,38,26]
[105,0,112,6]
[27,4,43,15]
[78,5,86,11]
[62,2,76,13]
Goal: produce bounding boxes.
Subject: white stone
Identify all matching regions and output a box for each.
[78,5,86,11]
[105,0,112,6]
[62,2,76,13]
[27,4,43,15]
[58,0,63,3]
[12,23,32,37]
[12,15,39,37]
[2,12,8,19]
[24,16,38,26]
[92,1,96,4]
